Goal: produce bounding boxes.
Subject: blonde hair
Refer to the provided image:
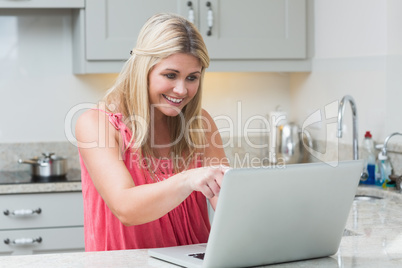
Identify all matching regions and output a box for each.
[103,13,210,172]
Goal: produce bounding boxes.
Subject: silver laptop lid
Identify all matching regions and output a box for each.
[203,160,363,268]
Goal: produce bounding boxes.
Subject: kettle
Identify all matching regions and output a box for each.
[272,122,313,165]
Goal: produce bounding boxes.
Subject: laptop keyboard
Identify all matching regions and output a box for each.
[188,253,205,260]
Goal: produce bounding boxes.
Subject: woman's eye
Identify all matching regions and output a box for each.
[187,75,198,81]
[164,73,176,79]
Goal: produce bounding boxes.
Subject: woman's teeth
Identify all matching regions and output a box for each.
[163,94,183,104]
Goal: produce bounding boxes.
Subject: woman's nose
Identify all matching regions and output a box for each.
[173,81,187,96]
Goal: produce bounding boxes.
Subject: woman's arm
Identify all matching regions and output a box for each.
[76,110,226,226]
[201,109,230,210]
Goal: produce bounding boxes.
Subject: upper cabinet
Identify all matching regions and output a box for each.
[73,0,311,74]
[196,0,306,60]
[0,0,84,8]
[85,0,182,61]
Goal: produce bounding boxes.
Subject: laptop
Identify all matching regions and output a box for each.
[149,160,363,268]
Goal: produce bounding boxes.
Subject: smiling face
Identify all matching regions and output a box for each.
[148,53,202,121]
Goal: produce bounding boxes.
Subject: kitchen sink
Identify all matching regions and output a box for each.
[354,195,383,201]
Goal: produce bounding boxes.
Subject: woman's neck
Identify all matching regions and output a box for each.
[150,115,171,158]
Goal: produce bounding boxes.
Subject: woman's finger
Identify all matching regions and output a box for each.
[201,184,215,199]
[207,180,221,197]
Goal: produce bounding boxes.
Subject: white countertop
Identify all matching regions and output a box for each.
[0,181,81,194]
[1,186,402,267]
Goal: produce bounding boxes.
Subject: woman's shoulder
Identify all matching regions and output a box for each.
[75,109,116,144]
[201,109,214,123]
[200,109,218,131]
[76,109,109,129]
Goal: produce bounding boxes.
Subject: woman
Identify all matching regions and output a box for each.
[75,13,228,251]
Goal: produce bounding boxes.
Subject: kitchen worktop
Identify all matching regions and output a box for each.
[0,169,82,194]
[1,186,401,267]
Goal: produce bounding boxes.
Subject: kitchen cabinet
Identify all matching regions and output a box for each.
[84,0,181,61]
[73,0,311,73]
[0,0,84,8]
[85,0,305,61]
[0,192,84,256]
[194,0,306,60]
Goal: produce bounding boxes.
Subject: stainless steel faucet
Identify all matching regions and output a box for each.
[381,132,402,156]
[337,95,359,160]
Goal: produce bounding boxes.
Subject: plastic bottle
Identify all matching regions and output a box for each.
[360,131,376,184]
[376,152,393,187]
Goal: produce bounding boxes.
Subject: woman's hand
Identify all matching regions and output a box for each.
[183,165,229,199]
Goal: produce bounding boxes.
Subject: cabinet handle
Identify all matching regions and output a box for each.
[187,1,195,24]
[4,237,42,245]
[3,208,42,216]
[206,1,213,36]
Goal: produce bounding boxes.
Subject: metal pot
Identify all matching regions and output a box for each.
[18,153,68,177]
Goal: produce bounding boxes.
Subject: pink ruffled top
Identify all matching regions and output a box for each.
[79,111,210,251]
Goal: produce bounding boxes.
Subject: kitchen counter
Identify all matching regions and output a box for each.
[0,181,82,194]
[0,169,81,194]
[1,186,402,267]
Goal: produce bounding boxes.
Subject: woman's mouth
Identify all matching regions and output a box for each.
[162,94,184,105]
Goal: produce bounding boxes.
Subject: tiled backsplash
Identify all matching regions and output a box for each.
[311,140,402,176]
[223,137,402,176]
[0,142,80,172]
[1,139,401,177]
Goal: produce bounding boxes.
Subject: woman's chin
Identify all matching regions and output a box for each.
[160,107,184,118]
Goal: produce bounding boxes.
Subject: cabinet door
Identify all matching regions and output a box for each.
[0,192,83,230]
[198,0,306,59]
[86,0,186,60]
[0,227,84,256]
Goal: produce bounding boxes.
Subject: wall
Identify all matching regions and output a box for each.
[290,0,388,142]
[385,0,402,144]
[290,0,402,143]
[289,0,402,173]
[0,9,115,143]
[203,72,291,139]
